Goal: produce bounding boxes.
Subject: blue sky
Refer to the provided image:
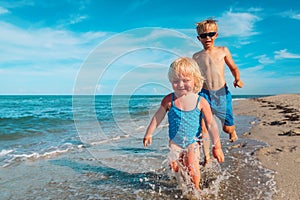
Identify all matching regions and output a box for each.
[0,0,299,95]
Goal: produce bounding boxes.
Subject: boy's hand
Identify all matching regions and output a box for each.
[143,136,152,147]
[212,147,224,163]
[234,79,244,88]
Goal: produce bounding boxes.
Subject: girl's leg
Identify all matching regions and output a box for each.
[186,143,201,190]
[168,142,183,172]
[170,161,179,172]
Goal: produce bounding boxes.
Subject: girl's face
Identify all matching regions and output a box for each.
[171,75,195,96]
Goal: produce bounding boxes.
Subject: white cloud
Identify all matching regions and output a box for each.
[69,15,89,25]
[0,21,107,68]
[254,54,275,64]
[226,65,299,95]
[219,9,261,37]
[246,7,263,12]
[280,10,300,20]
[239,76,300,95]
[0,20,109,94]
[0,66,78,94]
[274,49,300,59]
[291,13,300,20]
[243,65,264,73]
[73,27,200,95]
[0,25,198,94]
[0,6,9,14]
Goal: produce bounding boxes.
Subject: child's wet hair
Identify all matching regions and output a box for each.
[196,18,218,34]
[168,57,204,93]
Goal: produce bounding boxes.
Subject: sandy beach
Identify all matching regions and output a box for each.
[233,94,300,200]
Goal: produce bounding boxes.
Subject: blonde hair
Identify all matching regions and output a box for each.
[196,18,218,35]
[168,57,204,93]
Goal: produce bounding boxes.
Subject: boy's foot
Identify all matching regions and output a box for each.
[229,130,238,143]
[203,156,212,167]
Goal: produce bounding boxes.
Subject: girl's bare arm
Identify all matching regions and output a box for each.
[143,95,170,147]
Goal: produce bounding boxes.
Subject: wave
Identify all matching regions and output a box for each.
[0,149,13,156]
[88,123,168,146]
[1,143,85,168]
[0,131,44,141]
[0,115,74,132]
[0,115,74,122]
[90,134,130,146]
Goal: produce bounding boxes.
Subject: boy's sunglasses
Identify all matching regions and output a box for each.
[198,32,217,39]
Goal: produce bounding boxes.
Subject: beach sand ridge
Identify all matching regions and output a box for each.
[234,94,300,200]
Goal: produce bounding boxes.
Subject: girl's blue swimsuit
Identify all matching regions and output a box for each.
[168,93,202,148]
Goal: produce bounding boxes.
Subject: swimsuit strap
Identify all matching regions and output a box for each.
[171,93,200,109]
[171,93,175,107]
[197,95,200,106]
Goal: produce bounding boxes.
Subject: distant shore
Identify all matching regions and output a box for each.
[233,94,300,200]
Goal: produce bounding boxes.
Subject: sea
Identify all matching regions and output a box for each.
[0,95,277,200]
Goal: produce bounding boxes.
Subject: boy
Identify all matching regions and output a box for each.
[193,19,243,151]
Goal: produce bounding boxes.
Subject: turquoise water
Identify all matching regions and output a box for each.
[0,95,276,199]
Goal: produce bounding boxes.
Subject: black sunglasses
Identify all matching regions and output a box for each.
[198,32,216,39]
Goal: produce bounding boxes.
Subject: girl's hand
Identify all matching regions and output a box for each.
[212,147,224,163]
[143,136,152,147]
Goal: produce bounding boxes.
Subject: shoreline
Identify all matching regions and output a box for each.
[233,94,300,200]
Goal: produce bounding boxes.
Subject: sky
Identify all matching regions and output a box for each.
[0,0,299,95]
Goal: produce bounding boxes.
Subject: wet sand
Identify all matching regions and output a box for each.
[233,94,300,200]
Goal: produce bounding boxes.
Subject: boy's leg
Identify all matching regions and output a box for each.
[201,119,211,165]
[222,85,238,142]
[223,125,238,143]
[198,89,213,163]
[216,85,237,143]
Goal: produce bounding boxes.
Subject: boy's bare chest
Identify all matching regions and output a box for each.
[197,52,225,71]
[205,51,224,65]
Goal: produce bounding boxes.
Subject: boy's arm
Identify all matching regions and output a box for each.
[200,98,224,163]
[224,47,244,88]
[143,95,169,147]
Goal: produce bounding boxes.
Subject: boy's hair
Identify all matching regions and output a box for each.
[168,57,204,93]
[196,18,218,35]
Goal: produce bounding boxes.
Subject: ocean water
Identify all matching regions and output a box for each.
[0,95,276,199]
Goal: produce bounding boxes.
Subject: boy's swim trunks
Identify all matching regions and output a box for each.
[199,84,234,126]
